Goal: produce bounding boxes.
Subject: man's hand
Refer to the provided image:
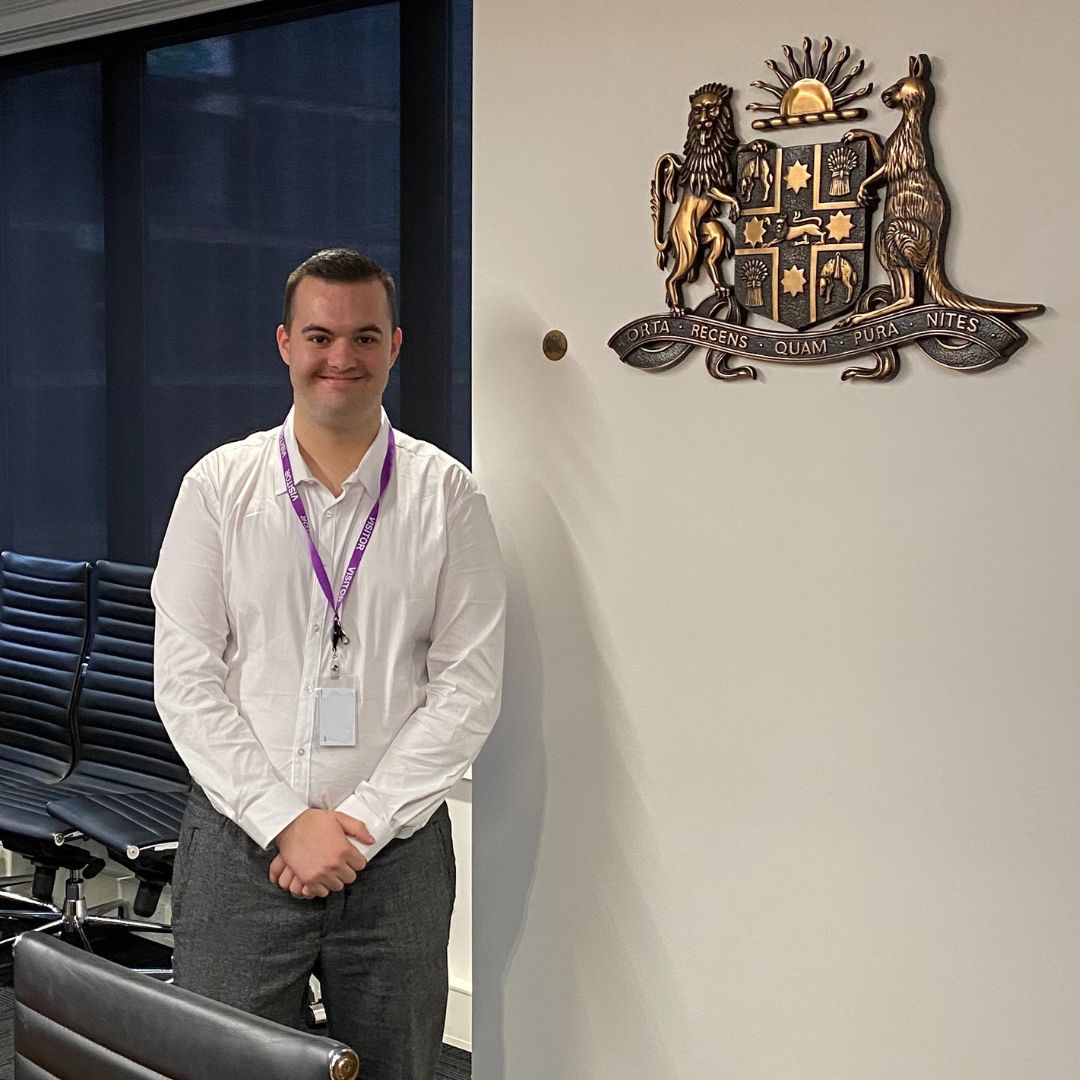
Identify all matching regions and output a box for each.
[270,810,373,898]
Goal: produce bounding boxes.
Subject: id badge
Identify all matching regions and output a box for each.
[315,677,358,747]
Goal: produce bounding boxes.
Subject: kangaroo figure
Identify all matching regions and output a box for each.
[838,54,1042,327]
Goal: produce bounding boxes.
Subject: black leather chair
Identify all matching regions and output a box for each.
[45,560,190,920]
[47,787,188,915]
[0,561,189,972]
[0,552,90,786]
[14,933,360,1080]
[0,553,102,929]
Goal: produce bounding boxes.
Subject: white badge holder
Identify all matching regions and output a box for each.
[315,675,358,747]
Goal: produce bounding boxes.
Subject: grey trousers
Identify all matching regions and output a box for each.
[171,788,455,1080]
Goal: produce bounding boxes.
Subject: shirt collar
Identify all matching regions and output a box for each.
[344,409,391,497]
[274,408,391,497]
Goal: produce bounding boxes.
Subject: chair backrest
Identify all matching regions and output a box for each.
[69,560,189,793]
[0,552,90,783]
[14,933,360,1080]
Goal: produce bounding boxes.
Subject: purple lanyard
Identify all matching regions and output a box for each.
[278,424,395,664]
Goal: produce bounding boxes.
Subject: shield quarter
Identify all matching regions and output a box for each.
[734,139,871,330]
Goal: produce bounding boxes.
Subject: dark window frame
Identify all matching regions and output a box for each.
[0,0,462,562]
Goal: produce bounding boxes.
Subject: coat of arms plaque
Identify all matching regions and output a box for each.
[609,44,1044,381]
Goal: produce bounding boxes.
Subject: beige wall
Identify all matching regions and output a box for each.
[472,2,1080,1077]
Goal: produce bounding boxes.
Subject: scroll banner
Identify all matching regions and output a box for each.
[608,304,1024,373]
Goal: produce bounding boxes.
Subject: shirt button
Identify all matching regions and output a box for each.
[298,748,306,757]
[313,623,321,634]
[305,684,312,693]
[324,509,332,517]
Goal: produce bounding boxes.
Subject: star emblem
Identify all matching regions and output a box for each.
[781,265,807,297]
[784,160,811,194]
[743,217,768,247]
[826,212,854,243]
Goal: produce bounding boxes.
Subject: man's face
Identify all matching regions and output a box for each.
[276,275,402,434]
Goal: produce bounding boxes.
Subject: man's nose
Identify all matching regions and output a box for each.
[326,340,358,369]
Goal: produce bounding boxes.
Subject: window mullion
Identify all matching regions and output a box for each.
[399,0,453,451]
[0,81,9,550]
[102,47,149,563]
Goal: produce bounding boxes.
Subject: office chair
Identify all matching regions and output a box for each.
[0,560,187,974]
[0,552,103,940]
[44,560,190,922]
[14,933,360,1080]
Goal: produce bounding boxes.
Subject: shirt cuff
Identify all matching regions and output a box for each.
[335,790,394,862]
[238,782,310,850]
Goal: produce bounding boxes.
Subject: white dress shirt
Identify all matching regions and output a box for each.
[152,409,505,860]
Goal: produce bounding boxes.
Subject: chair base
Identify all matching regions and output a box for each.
[0,885,59,915]
[0,866,172,985]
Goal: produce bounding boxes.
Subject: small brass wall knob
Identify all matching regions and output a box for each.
[543,330,567,361]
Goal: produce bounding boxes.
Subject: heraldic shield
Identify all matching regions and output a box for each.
[734,138,871,330]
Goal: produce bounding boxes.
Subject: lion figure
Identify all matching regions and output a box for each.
[651,83,741,314]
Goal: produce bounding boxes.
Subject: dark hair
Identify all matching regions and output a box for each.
[281,247,398,329]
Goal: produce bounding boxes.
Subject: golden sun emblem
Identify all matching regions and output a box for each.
[747,37,873,131]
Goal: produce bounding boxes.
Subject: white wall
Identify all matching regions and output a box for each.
[445,780,473,1049]
[472,3,1080,1078]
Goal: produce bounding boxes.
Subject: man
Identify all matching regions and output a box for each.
[152,248,505,1080]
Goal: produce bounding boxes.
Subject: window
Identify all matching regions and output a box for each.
[0,63,105,557]
[0,0,470,564]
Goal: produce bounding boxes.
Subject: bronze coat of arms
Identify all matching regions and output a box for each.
[609,44,1044,381]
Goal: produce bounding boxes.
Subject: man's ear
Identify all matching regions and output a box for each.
[276,324,290,365]
[390,327,403,367]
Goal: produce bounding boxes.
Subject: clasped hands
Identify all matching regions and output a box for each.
[269,807,373,899]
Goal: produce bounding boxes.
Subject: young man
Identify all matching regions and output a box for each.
[152,248,505,1079]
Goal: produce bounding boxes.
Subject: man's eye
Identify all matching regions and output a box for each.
[307,335,328,345]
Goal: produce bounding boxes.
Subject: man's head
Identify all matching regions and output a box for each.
[281,247,398,331]
[277,248,403,437]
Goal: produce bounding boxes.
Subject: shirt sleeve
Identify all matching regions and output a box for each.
[335,485,506,860]
[152,470,309,849]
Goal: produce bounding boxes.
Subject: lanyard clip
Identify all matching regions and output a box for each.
[331,619,350,651]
